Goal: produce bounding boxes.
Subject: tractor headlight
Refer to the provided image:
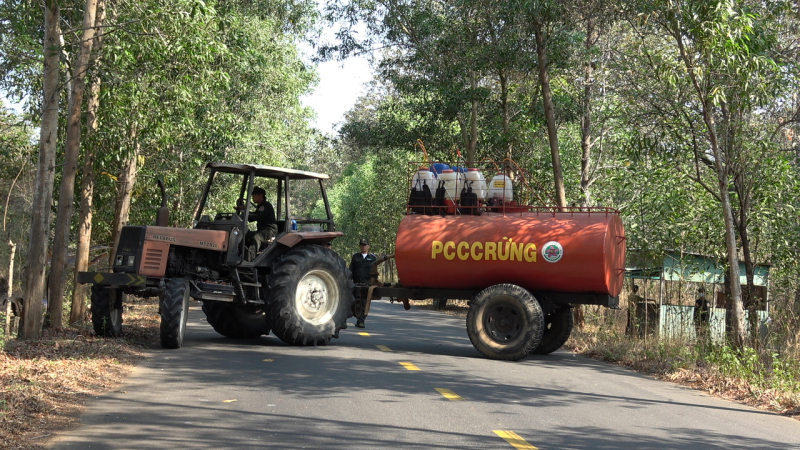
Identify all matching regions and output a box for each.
[127,255,135,266]
[116,256,123,266]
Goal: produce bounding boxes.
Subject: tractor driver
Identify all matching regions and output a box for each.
[236,186,278,261]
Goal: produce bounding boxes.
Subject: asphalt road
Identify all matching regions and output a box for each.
[50,300,800,449]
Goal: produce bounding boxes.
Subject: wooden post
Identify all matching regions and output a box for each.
[5,241,15,337]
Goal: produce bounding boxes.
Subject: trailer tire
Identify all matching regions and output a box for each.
[202,301,268,339]
[266,245,354,346]
[160,278,190,349]
[533,306,573,355]
[91,285,122,337]
[467,284,544,361]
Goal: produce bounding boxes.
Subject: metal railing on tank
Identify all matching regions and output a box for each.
[405,155,619,217]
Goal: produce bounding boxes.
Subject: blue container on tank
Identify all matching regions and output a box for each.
[429,163,450,176]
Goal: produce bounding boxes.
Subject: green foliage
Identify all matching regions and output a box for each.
[326,150,416,256]
[82,0,319,238]
[707,345,800,394]
[0,106,35,289]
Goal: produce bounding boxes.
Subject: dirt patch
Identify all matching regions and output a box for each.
[0,296,159,450]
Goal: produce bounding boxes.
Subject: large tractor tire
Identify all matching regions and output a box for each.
[533,306,574,355]
[91,284,123,337]
[202,301,269,339]
[160,278,190,349]
[266,245,354,346]
[467,284,544,361]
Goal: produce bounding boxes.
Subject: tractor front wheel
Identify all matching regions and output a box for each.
[160,278,190,349]
[91,285,123,337]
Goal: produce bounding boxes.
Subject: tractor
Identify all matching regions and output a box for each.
[78,163,355,348]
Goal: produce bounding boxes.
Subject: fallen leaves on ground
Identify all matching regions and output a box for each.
[0,297,159,450]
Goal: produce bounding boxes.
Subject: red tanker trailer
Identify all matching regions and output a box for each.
[355,161,626,361]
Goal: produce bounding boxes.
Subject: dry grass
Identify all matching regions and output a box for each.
[0,297,159,450]
[566,323,800,420]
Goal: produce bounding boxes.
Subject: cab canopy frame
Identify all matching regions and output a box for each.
[195,162,335,235]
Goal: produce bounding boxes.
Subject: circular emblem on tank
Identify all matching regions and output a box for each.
[542,241,564,263]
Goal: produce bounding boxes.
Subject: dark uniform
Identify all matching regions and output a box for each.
[350,244,376,328]
[245,198,277,261]
[694,289,711,338]
[350,252,376,284]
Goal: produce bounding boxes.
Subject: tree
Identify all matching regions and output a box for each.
[47,0,99,329]
[70,0,106,324]
[21,0,61,340]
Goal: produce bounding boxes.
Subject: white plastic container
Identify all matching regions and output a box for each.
[464,168,487,200]
[439,169,464,201]
[488,173,514,203]
[411,169,435,191]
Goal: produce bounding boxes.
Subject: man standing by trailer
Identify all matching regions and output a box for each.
[350,238,376,328]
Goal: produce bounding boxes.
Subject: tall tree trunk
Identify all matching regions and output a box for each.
[47,0,99,329]
[533,20,567,207]
[675,31,747,347]
[498,69,512,160]
[733,172,758,342]
[580,18,597,208]
[21,0,61,340]
[705,117,746,346]
[468,70,478,163]
[71,0,106,325]
[109,129,140,267]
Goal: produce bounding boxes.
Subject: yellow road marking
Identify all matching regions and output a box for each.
[263,359,274,362]
[223,399,238,403]
[494,430,538,450]
[399,362,420,371]
[376,345,392,352]
[435,388,463,401]
[359,332,371,336]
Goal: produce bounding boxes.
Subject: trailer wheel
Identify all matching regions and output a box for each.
[266,245,354,346]
[160,278,190,349]
[202,301,268,339]
[467,284,544,361]
[533,306,574,355]
[91,285,122,337]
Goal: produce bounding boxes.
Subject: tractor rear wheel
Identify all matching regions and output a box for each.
[91,285,123,337]
[202,301,268,339]
[160,278,190,349]
[467,284,544,361]
[533,306,574,355]
[266,245,354,346]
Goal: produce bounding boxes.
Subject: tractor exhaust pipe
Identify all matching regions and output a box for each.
[156,178,170,226]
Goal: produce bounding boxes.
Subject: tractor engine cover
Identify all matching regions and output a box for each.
[394,211,626,297]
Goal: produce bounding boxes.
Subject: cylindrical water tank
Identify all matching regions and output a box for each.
[487,173,513,203]
[438,169,463,201]
[394,211,626,296]
[411,169,435,191]
[464,168,487,200]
